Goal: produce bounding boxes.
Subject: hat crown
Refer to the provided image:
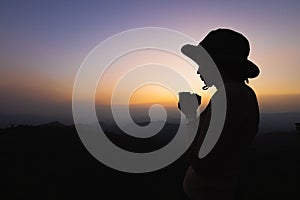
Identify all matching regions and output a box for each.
[200,29,250,60]
[181,28,260,79]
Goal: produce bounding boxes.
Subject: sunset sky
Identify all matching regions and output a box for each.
[1,0,300,125]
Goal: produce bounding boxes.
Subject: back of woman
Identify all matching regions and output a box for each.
[189,82,259,175]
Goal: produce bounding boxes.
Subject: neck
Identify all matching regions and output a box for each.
[224,79,245,84]
[214,79,245,89]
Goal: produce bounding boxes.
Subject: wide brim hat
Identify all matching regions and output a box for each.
[181,29,260,79]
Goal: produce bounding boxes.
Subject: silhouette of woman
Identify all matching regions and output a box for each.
[178,29,260,200]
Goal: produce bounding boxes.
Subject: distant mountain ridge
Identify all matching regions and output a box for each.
[259,112,300,134]
[1,112,300,134]
[37,121,66,128]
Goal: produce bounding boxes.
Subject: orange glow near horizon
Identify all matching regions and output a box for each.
[2,31,300,116]
[94,49,214,110]
[129,85,177,107]
[92,47,300,113]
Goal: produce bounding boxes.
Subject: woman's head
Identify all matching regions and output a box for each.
[182,28,260,88]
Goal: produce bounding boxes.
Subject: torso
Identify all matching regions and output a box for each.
[189,82,259,174]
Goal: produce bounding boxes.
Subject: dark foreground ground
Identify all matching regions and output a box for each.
[0,124,299,200]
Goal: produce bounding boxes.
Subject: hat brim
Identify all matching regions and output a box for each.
[181,44,260,78]
[181,44,202,65]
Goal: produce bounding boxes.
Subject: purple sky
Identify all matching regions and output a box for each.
[0,0,300,125]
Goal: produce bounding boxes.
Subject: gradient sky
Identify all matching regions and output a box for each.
[1,0,300,124]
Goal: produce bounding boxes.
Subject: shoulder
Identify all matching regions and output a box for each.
[223,82,258,104]
[213,82,259,118]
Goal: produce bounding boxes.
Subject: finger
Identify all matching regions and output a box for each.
[177,102,181,110]
[195,94,201,104]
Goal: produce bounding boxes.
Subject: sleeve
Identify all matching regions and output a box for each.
[185,102,212,163]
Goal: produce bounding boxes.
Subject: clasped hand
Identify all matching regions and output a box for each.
[178,92,201,119]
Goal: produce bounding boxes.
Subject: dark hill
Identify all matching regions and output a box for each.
[0,125,299,199]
